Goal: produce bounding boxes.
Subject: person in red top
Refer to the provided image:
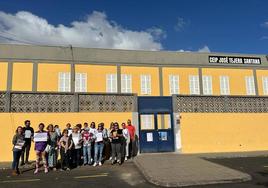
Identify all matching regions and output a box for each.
[126,119,136,158]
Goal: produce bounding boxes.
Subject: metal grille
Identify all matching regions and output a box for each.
[174,95,268,113]
[11,93,74,112]
[79,94,136,112]
[0,93,7,112]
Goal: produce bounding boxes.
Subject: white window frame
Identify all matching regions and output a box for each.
[245,76,256,95]
[189,75,200,95]
[262,76,268,95]
[169,75,180,95]
[58,72,71,92]
[220,75,230,95]
[140,75,151,95]
[202,75,213,95]
[121,74,132,93]
[106,74,117,93]
[75,73,87,92]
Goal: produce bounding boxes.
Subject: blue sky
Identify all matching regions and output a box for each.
[0,0,267,54]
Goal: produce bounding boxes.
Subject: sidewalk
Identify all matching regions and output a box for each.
[134,153,253,187]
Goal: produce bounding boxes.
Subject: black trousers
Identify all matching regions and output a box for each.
[60,149,71,170]
[21,142,31,164]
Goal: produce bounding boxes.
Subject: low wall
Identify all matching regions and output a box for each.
[180,113,268,153]
[0,112,132,162]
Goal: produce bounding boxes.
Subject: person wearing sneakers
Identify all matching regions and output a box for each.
[59,129,73,171]
[122,123,130,161]
[33,123,49,174]
[93,123,107,167]
[82,127,94,165]
[11,126,25,175]
[127,119,136,159]
[110,122,123,165]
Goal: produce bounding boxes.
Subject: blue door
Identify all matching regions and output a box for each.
[138,97,174,153]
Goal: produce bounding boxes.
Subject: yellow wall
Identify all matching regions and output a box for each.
[121,66,160,96]
[180,113,268,153]
[0,62,8,91]
[12,63,33,91]
[75,64,117,92]
[256,70,268,96]
[0,112,132,162]
[37,63,70,92]
[202,68,253,95]
[162,68,199,96]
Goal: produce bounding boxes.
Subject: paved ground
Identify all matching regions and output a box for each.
[0,161,158,188]
[189,156,268,188]
[134,153,251,187]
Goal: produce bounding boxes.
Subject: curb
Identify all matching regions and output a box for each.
[134,157,252,187]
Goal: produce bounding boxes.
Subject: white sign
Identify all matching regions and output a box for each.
[146,132,153,142]
[68,129,72,136]
[14,140,25,150]
[34,132,48,142]
[72,136,79,146]
[96,132,103,142]
[24,130,32,138]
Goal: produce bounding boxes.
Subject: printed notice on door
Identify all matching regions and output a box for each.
[146,132,153,142]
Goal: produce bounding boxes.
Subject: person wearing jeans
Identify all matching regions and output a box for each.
[93,124,106,166]
[122,123,130,161]
[12,126,25,175]
[82,128,94,165]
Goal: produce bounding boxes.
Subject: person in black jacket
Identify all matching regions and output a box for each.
[21,120,34,166]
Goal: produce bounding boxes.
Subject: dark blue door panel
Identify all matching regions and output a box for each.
[138,97,175,153]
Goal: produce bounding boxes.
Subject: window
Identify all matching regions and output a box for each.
[220,76,230,95]
[202,75,213,95]
[140,115,154,129]
[58,72,70,92]
[106,74,117,93]
[189,75,200,94]
[75,73,87,92]
[141,75,151,95]
[169,75,180,95]
[121,74,132,93]
[245,76,256,95]
[262,76,268,95]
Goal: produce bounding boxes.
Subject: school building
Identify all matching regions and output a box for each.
[0,43,268,162]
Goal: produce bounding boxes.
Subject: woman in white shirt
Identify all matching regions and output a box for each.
[122,123,130,161]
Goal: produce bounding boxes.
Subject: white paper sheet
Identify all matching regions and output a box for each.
[34,132,48,142]
[25,130,32,138]
[146,132,153,142]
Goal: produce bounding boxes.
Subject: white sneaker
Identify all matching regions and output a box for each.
[93,162,97,167]
[125,157,128,161]
[98,162,102,166]
[109,157,112,160]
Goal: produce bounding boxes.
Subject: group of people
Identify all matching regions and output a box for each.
[11,119,137,175]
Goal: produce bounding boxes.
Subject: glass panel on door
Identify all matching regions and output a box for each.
[157,114,171,130]
[140,114,154,130]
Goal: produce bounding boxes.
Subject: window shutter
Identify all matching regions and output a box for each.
[106,74,117,93]
[220,76,230,95]
[262,77,268,95]
[202,75,213,95]
[245,76,256,95]
[141,75,151,95]
[189,75,200,95]
[169,75,179,95]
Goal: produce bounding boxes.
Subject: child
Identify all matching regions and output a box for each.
[34,123,49,174]
[59,129,73,171]
[12,126,25,175]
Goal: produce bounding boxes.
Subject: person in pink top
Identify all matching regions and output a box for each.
[126,119,136,159]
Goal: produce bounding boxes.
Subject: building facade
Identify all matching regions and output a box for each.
[0,44,268,161]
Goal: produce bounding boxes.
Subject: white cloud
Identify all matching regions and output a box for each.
[174,17,188,31]
[197,45,211,53]
[0,11,163,51]
[260,36,268,40]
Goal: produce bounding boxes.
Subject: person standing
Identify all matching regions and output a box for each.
[21,120,34,166]
[110,122,123,165]
[93,123,107,166]
[34,123,49,174]
[122,123,130,161]
[59,129,73,171]
[47,124,59,171]
[82,127,94,165]
[71,126,83,168]
[11,126,25,175]
[127,119,136,159]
